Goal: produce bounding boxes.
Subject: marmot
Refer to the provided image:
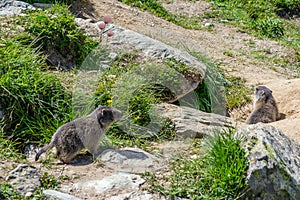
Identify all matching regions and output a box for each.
[35,106,122,163]
[246,85,279,124]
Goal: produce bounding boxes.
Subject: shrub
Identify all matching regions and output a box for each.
[273,0,300,17]
[252,17,285,38]
[0,37,44,75]
[16,4,97,68]
[0,68,71,148]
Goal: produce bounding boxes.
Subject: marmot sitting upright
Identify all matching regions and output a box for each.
[35,106,122,163]
[246,85,279,124]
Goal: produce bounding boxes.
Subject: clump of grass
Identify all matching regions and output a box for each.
[0,136,24,160]
[0,69,72,148]
[0,36,72,149]
[224,76,252,110]
[15,4,97,68]
[0,183,22,200]
[145,129,249,199]
[0,36,45,75]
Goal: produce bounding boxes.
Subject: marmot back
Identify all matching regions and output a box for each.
[246,85,279,124]
[35,106,122,163]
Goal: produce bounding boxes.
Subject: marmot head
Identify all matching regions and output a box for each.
[95,106,123,128]
[254,85,273,103]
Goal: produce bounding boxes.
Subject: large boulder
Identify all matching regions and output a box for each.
[236,123,300,199]
[0,0,35,16]
[155,103,237,138]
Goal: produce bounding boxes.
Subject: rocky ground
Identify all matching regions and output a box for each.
[1,0,300,199]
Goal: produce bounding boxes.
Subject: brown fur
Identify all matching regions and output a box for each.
[35,106,122,163]
[246,86,279,124]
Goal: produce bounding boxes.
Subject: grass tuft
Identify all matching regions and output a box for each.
[145,129,249,199]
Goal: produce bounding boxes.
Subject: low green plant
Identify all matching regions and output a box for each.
[41,172,58,189]
[252,17,285,38]
[15,4,97,67]
[0,68,72,148]
[0,183,22,200]
[0,37,45,75]
[0,136,24,160]
[224,76,252,110]
[146,129,249,199]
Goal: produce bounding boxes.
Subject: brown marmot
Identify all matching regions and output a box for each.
[35,106,122,163]
[246,85,279,124]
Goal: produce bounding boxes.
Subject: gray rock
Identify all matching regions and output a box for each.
[107,191,154,200]
[43,190,82,200]
[155,103,237,138]
[235,123,300,199]
[99,147,158,173]
[74,172,145,194]
[32,3,52,8]
[110,25,205,91]
[75,18,205,101]
[0,0,35,16]
[204,22,214,27]
[6,164,41,196]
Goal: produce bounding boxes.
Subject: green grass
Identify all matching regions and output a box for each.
[0,10,74,149]
[119,0,299,69]
[15,4,98,68]
[144,129,249,199]
[119,0,202,29]
[206,0,300,52]
[94,52,199,144]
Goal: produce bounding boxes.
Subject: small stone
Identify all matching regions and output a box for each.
[43,190,82,200]
[204,22,214,27]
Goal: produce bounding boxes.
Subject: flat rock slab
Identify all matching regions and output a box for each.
[99,147,159,173]
[156,103,238,138]
[43,190,82,200]
[74,172,145,194]
[236,123,300,199]
[107,191,155,200]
